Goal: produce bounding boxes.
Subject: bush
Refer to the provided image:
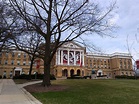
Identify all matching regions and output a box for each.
[115,75,127,79]
[97,75,107,77]
[13,74,56,80]
[67,74,83,79]
[83,76,91,79]
[115,75,139,79]
[67,76,83,79]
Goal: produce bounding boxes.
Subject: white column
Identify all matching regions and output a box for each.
[68,50,69,65]
[61,50,63,65]
[58,50,60,65]
[74,51,76,65]
[82,51,84,66]
[80,51,82,65]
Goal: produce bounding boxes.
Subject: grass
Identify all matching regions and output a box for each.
[32,79,139,104]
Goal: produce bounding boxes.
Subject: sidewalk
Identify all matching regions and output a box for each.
[0,79,42,104]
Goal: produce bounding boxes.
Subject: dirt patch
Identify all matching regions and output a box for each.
[24,83,68,93]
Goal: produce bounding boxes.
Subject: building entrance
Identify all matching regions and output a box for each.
[15,71,20,76]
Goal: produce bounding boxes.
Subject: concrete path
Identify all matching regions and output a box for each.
[0,79,42,104]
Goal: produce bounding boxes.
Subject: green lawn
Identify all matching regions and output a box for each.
[32,79,139,104]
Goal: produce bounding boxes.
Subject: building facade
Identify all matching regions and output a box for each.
[0,41,134,78]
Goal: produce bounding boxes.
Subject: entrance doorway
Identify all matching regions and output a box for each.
[97,69,103,76]
[14,67,22,76]
[77,69,81,76]
[15,71,20,76]
[70,69,74,76]
[62,69,68,77]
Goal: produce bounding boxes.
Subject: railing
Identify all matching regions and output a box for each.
[86,52,131,57]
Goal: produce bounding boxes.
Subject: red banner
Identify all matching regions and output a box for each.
[69,51,74,64]
[63,50,68,64]
[36,60,40,69]
[75,51,80,65]
[136,60,139,69]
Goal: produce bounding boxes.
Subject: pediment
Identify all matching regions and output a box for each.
[61,41,83,49]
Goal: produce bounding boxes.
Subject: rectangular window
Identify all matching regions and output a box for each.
[90,64,92,68]
[12,53,15,57]
[18,53,21,58]
[28,61,31,65]
[6,52,8,57]
[24,53,26,58]
[11,60,14,65]
[5,60,8,65]
[17,61,20,65]
[23,61,26,65]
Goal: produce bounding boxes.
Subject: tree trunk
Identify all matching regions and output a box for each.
[42,0,52,87]
[42,61,51,87]
[42,39,51,87]
[28,56,34,80]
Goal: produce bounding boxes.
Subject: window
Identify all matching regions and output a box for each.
[17,61,20,65]
[122,72,124,75]
[0,53,2,57]
[24,53,26,58]
[18,53,21,58]
[6,52,8,57]
[98,65,100,68]
[5,60,8,65]
[90,64,92,68]
[28,61,31,65]
[11,60,14,65]
[12,53,15,57]
[128,65,130,69]
[23,61,26,65]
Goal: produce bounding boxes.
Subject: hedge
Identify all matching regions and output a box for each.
[13,74,56,80]
[115,75,139,79]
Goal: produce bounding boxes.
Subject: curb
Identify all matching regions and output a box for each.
[0,79,3,94]
[21,87,42,104]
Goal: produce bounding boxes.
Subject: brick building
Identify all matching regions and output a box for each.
[0,41,134,78]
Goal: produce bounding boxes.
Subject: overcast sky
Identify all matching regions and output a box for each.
[87,0,139,60]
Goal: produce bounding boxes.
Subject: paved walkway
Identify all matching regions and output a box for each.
[0,79,42,104]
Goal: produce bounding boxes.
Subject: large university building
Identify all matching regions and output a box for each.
[0,41,134,78]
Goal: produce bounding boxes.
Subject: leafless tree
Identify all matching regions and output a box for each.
[13,32,44,79]
[0,0,20,52]
[9,0,116,86]
[126,34,139,79]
